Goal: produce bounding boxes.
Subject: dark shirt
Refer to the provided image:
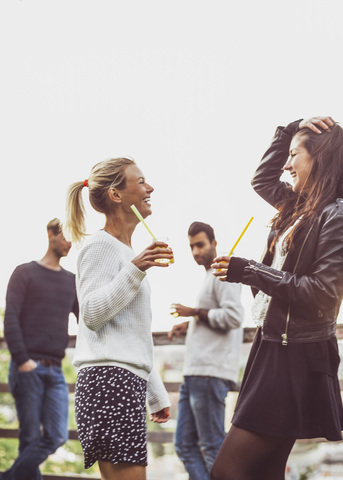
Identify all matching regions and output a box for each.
[4,261,79,366]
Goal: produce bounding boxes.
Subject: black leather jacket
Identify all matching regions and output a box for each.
[227,121,343,345]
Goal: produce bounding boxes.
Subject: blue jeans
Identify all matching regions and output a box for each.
[175,375,233,480]
[3,361,69,480]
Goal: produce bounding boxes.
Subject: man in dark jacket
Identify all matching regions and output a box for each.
[2,218,79,480]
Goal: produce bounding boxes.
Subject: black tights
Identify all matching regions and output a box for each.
[210,425,295,480]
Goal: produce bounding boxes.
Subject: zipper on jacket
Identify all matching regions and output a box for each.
[282,307,290,346]
[248,264,283,280]
[281,224,314,346]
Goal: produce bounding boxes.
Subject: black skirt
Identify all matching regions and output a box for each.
[232,328,343,441]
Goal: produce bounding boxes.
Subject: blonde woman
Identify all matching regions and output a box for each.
[65,157,172,480]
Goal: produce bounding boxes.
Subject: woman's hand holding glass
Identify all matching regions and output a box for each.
[212,255,231,281]
[132,241,174,271]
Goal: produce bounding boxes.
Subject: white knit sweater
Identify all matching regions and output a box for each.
[73,230,170,413]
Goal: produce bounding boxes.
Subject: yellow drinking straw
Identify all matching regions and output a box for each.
[130,204,174,264]
[217,216,254,272]
[130,204,157,241]
[227,216,254,257]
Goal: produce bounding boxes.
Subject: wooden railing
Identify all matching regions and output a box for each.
[0,329,256,441]
[1,325,342,479]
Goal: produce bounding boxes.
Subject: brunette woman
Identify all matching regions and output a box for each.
[64,157,172,480]
[211,116,343,480]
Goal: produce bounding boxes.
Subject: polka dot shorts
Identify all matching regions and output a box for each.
[75,366,148,469]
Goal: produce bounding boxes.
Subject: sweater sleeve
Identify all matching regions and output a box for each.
[146,367,171,413]
[4,266,30,366]
[71,276,79,321]
[207,281,244,331]
[77,237,147,332]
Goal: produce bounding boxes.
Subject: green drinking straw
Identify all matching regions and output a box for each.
[130,204,157,241]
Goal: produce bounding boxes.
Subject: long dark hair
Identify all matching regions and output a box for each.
[270,123,343,252]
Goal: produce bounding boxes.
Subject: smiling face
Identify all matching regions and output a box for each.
[120,164,154,218]
[283,135,314,193]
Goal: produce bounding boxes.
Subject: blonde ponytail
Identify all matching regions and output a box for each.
[64,181,87,244]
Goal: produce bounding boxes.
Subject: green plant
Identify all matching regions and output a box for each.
[298,466,313,480]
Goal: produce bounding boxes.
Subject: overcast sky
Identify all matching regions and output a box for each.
[1,0,343,331]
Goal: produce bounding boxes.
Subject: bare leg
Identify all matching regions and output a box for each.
[98,460,146,480]
[210,425,295,480]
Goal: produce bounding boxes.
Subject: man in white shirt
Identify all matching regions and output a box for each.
[169,221,244,480]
